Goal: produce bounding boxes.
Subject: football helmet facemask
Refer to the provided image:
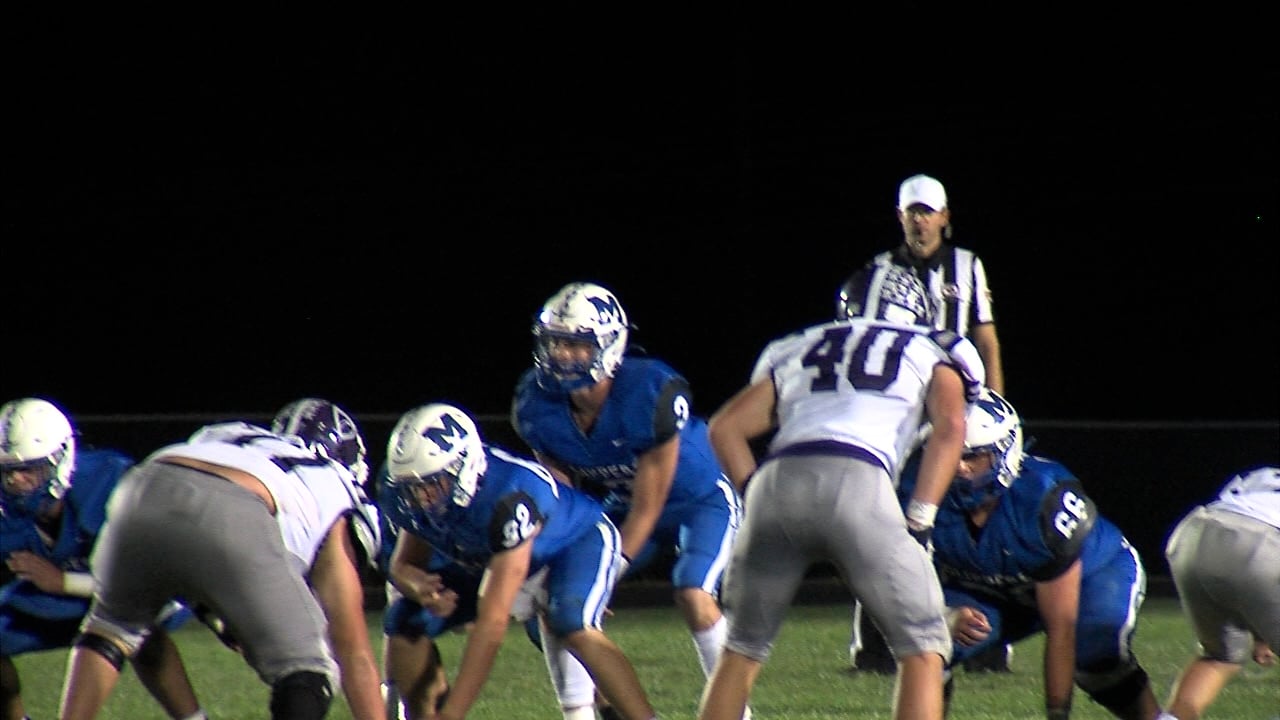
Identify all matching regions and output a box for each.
[272,398,369,487]
[947,389,1025,513]
[0,398,77,517]
[532,282,630,392]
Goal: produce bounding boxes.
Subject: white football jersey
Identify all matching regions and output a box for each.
[753,319,984,479]
[1211,466,1280,529]
[149,422,373,575]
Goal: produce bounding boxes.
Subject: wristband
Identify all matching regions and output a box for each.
[906,499,938,528]
[618,553,632,578]
[64,571,95,597]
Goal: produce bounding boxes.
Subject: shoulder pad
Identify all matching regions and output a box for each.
[1032,480,1096,579]
[490,490,544,552]
[928,330,985,401]
[653,376,693,443]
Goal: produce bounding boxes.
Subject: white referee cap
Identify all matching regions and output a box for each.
[897,174,948,211]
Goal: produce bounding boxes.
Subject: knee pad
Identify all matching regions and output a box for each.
[270,670,332,720]
[73,633,127,672]
[1083,666,1149,715]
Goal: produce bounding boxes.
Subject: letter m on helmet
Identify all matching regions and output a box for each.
[424,412,470,451]
[587,294,623,326]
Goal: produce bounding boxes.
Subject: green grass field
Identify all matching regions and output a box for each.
[17,596,1277,719]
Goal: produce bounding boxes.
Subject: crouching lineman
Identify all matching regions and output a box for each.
[1,397,203,720]
[379,403,657,720]
[58,398,385,720]
[914,390,1165,720]
[1160,466,1279,720]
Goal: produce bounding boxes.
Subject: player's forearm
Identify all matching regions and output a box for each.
[337,650,386,720]
[712,435,757,493]
[974,332,1005,395]
[913,437,962,508]
[619,508,662,561]
[389,564,439,606]
[707,389,767,493]
[917,367,967,509]
[622,465,672,560]
[1041,629,1076,712]
[442,619,506,718]
[325,583,386,720]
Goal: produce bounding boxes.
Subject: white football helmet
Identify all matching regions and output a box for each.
[836,263,936,327]
[386,404,488,519]
[948,388,1025,512]
[272,398,369,487]
[0,398,77,516]
[532,281,630,391]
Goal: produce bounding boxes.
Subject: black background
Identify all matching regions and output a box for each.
[9,18,1278,425]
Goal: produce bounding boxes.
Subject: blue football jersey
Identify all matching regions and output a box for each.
[0,447,133,619]
[905,455,1127,610]
[512,356,726,515]
[379,444,608,577]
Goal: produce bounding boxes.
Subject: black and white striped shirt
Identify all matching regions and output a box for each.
[869,244,996,337]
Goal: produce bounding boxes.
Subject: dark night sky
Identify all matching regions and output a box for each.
[9,19,1278,425]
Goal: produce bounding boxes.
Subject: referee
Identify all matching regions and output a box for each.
[840,172,1011,674]
[853,173,1005,394]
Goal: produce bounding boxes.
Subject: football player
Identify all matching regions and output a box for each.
[379,403,655,720]
[914,389,1164,720]
[58,398,384,720]
[512,281,744,719]
[700,262,982,720]
[1161,466,1279,720]
[1,397,205,720]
